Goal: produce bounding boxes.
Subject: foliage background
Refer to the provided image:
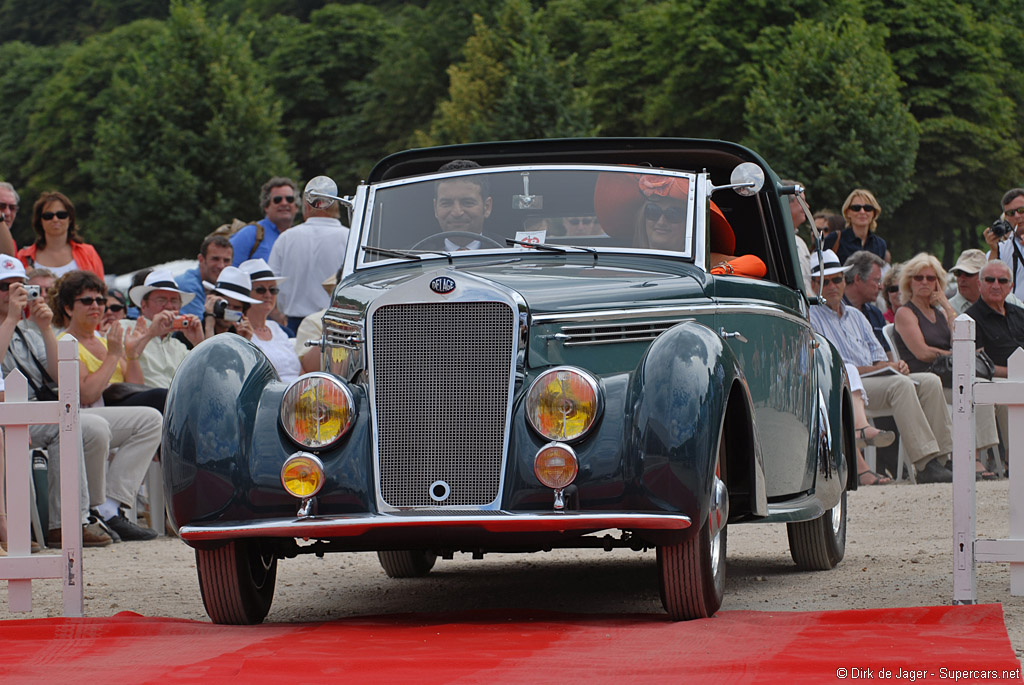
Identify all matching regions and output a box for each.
[0,0,1020,272]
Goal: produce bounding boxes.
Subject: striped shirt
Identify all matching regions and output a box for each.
[809,302,886,367]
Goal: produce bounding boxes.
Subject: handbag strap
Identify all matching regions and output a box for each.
[10,328,56,399]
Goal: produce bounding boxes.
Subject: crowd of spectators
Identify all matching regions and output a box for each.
[0,176,350,554]
[796,183,1024,485]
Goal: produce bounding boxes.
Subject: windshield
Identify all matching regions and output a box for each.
[356,166,697,266]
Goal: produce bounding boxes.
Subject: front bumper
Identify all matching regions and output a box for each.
[179,511,692,543]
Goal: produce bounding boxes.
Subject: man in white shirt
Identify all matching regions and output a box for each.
[123,270,204,388]
[268,196,349,334]
[984,188,1024,300]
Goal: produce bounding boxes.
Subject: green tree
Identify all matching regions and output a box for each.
[743,17,919,218]
[425,0,593,145]
[879,0,1022,261]
[0,0,167,45]
[88,0,295,272]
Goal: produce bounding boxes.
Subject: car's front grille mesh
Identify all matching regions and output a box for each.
[372,301,514,507]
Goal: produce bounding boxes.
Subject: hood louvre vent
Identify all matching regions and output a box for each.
[559,318,692,346]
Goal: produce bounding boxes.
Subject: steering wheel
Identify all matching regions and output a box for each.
[411,231,504,251]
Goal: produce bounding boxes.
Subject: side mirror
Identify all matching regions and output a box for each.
[303,175,353,211]
[709,162,765,196]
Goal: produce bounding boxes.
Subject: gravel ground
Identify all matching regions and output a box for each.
[1,480,1021,667]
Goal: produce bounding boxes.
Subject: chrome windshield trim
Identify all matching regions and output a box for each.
[179,512,692,542]
[532,301,808,328]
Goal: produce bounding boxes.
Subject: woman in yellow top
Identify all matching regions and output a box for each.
[51,270,166,411]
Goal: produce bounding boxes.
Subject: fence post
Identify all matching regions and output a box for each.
[951,314,977,604]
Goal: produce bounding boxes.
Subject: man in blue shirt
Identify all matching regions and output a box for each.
[176,235,233,318]
[230,176,298,265]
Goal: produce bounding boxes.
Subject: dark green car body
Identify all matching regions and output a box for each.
[163,138,855,624]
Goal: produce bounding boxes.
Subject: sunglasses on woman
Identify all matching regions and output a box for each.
[106,303,126,313]
[253,286,279,295]
[75,296,106,307]
[644,204,686,223]
[848,204,876,213]
[41,210,69,220]
[911,274,937,283]
[886,285,900,293]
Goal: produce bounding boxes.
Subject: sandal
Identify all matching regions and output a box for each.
[859,469,892,486]
[856,426,896,449]
[975,460,997,481]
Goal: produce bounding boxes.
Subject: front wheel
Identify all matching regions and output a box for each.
[377,550,438,578]
[195,539,277,624]
[787,490,847,570]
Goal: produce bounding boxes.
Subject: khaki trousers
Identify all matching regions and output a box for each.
[862,372,952,467]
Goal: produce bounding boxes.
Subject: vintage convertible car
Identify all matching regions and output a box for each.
[163,138,856,625]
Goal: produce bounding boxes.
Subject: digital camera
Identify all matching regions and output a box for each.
[171,315,189,330]
[991,218,1014,239]
[24,285,40,300]
[212,299,243,323]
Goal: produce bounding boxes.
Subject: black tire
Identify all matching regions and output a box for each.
[787,489,847,570]
[195,539,277,624]
[658,519,727,620]
[377,550,438,578]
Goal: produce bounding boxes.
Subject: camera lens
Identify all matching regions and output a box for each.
[213,299,227,319]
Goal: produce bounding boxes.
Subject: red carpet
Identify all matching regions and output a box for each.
[0,605,1020,683]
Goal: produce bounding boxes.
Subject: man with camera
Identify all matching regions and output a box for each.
[984,188,1024,300]
[121,270,204,388]
[201,266,258,340]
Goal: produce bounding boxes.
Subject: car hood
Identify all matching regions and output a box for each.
[331,255,710,318]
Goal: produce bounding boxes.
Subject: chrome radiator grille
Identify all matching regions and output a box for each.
[372,301,515,507]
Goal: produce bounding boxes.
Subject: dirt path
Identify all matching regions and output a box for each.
[2,480,1021,667]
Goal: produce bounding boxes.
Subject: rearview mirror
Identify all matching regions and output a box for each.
[303,175,353,211]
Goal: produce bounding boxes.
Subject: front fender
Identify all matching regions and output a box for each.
[628,321,738,541]
[162,334,278,528]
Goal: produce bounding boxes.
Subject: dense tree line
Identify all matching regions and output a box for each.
[0,0,1020,272]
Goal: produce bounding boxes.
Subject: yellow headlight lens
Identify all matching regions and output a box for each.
[526,367,601,442]
[281,453,325,498]
[534,443,578,489]
[280,374,355,449]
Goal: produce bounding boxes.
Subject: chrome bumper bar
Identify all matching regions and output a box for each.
[179,512,692,542]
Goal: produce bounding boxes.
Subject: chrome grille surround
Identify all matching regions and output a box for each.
[368,270,522,511]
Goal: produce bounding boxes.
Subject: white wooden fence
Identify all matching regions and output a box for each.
[0,338,84,615]
[952,314,1024,603]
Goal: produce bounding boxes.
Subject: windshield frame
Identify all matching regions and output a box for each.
[350,164,701,273]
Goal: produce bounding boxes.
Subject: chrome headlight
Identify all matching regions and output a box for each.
[525,366,602,442]
[280,373,356,449]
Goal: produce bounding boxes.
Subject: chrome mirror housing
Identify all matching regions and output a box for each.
[708,162,766,197]
[304,175,354,211]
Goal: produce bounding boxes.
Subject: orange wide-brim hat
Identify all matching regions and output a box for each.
[594,172,735,255]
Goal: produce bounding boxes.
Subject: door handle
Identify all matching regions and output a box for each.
[719,328,748,343]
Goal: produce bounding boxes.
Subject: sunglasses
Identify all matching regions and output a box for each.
[253,286,279,295]
[1004,207,1024,217]
[566,217,595,225]
[41,210,69,220]
[815,274,845,286]
[982,276,1011,284]
[912,274,937,283]
[886,285,900,293]
[271,195,295,205]
[106,303,125,313]
[644,204,686,223]
[75,296,106,307]
[0,202,17,212]
[0,282,19,292]
[848,204,876,213]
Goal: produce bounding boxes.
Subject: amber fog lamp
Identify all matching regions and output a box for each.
[281,453,325,498]
[534,443,579,490]
[526,367,601,442]
[280,373,355,449]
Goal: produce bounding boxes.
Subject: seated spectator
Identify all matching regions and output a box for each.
[125,268,151,320]
[813,210,844,253]
[240,258,301,383]
[52,270,166,412]
[123,270,204,388]
[17,191,104,280]
[99,289,127,335]
[893,253,999,478]
[808,249,954,483]
[843,250,891,356]
[949,248,1024,314]
[835,189,886,264]
[881,264,902,323]
[845,363,895,486]
[176,235,233,318]
[0,256,160,543]
[202,266,257,340]
[967,260,1024,377]
[23,267,56,337]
